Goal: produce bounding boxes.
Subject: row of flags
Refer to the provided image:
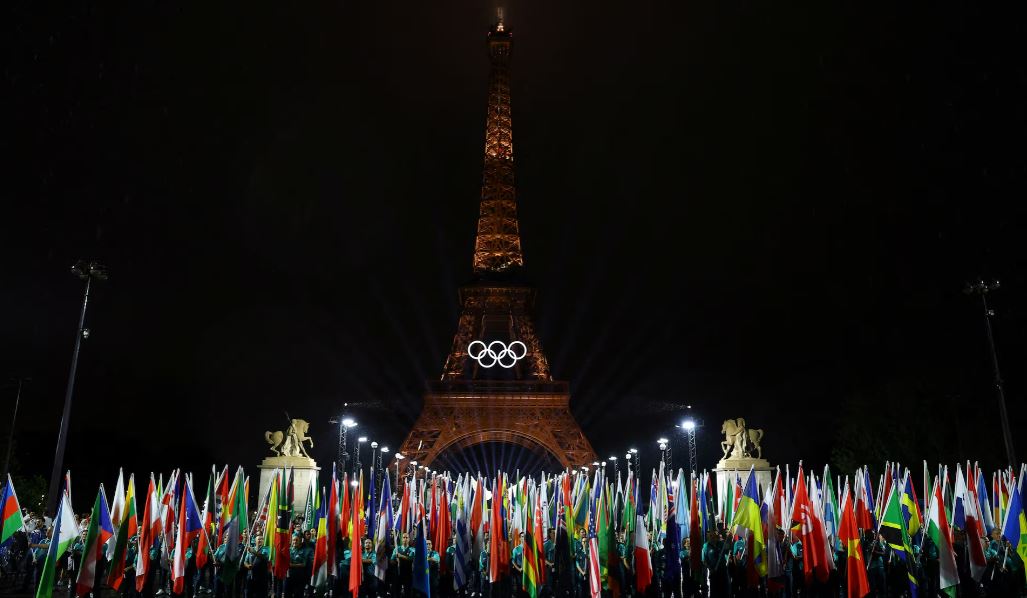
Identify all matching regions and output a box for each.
[2,459,1026,598]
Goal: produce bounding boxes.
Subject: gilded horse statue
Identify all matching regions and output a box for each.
[266,418,314,458]
[720,417,764,460]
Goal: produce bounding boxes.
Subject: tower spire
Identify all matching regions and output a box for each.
[472,8,524,276]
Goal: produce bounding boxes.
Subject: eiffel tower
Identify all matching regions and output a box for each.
[393,11,597,471]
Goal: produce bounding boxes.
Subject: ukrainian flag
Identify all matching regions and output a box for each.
[730,467,765,576]
[1001,483,1027,582]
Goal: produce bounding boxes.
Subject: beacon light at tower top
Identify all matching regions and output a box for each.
[681,419,696,431]
[342,418,356,428]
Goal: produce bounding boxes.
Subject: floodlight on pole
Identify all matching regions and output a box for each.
[965,279,1017,466]
[47,260,107,516]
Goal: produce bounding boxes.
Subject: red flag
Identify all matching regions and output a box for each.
[790,466,829,584]
[328,468,339,577]
[839,487,869,598]
[135,476,159,592]
[633,515,652,592]
[340,473,351,542]
[349,474,364,598]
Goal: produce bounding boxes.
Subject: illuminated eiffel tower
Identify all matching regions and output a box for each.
[393,10,596,471]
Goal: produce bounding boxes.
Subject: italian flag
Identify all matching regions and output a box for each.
[927,478,959,598]
[35,489,80,598]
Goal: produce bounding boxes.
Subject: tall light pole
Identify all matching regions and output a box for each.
[658,438,670,470]
[394,453,405,487]
[965,280,1017,466]
[629,448,639,474]
[329,416,357,476]
[356,437,368,478]
[47,260,107,515]
[2,378,29,483]
[677,419,700,475]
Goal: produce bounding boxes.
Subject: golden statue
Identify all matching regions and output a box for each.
[720,417,764,460]
[266,418,314,458]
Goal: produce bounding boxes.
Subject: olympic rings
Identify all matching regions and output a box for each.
[467,340,528,369]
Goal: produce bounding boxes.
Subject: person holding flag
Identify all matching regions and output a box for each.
[75,486,114,598]
[35,483,79,598]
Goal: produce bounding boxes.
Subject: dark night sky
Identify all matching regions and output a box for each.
[4,0,1027,506]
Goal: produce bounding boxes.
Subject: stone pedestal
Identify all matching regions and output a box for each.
[714,458,773,512]
[258,456,320,514]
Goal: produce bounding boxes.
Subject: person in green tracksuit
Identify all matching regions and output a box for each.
[393,532,415,598]
[286,535,308,598]
[543,529,556,594]
[361,538,378,598]
[615,532,629,597]
[479,537,491,598]
[511,533,524,598]
[574,537,589,598]
[427,540,441,594]
[702,530,728,598]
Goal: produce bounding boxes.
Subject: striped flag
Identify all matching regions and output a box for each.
[106,475,138,590]
[587,535,600,598]
[75,487,114,597]
[311,490,330,589]
[454,477,469,590]
[35,486,79,598]
[1,474,25,544]
[172,477,204,594]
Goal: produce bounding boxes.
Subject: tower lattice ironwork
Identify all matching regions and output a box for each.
[394,12,596,471]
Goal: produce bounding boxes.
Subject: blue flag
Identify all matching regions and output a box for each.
[413,516,431,596]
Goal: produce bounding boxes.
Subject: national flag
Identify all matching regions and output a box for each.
[762,480,782,580]
[219,467,249,582]
[349,473,364,598]
[900,472,922,538]
[172,477,204,594]
[523,492,545,598]
[822,466,839,551]
[855,468,875,530]
[454,477,470,590]
[75,486,114,597]
[106,474,138,590]
[879,483,917,598]
[588,535,601,598]
[926,478,959,597]
[328,466,339,578]
[340,472,351,541]
[196,471,216,570]
[838,485,868,598]
[953,465,987,580]
[312,491,330,589]
[105,469,125,559]
[374,472,394,581]
[135,475,161,592]
[1000,483,1027,582]
[1,474,25,545]
[633,515,652,593]
[790,466,829,584]
[731,467,766,577]
[975,467,995,532]
[35,486,79,598]
[412,512,431,597]
[688,475,702,574]
[274,469,293,579]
